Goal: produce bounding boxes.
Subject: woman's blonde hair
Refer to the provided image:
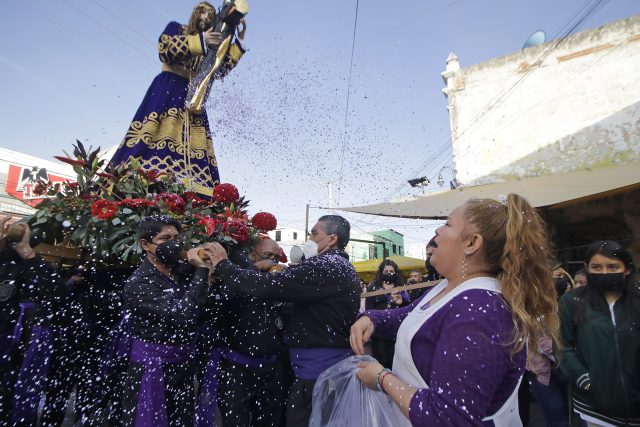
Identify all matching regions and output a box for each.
[186,2,216,35]
[462,193,560,355]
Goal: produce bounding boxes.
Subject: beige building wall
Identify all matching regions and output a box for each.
[442,15,640,185]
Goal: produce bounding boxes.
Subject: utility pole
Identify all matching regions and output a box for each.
[304,204,310,241]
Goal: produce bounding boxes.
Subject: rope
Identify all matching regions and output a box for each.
[182,109,195,190]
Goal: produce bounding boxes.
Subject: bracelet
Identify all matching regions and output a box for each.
[375,367,391,392]
[379,371,394,394]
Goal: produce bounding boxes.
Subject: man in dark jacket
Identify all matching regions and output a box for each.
[121,215,214,426]
[207,215,361,427]
[0,219,50,425]
[216,237,289,427]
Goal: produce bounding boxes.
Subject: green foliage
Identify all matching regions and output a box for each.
[29,141,261,266]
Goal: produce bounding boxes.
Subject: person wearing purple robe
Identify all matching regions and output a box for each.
[350,194,561,426]
[205,215,361,427]
[121,215,215,426]
[109,2,244,198]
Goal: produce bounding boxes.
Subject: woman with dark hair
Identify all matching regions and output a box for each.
[559,240,640,427]
[364,259,411,368]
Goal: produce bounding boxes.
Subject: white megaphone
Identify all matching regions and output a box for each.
[289,246,304,265]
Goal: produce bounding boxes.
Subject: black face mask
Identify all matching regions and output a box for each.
[588,272,626,293]
[154,240,184,267]
[554,277,568,297]
[407,279,417,285]
[381,273,398,283]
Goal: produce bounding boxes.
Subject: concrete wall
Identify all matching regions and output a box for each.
[442,15,640,185]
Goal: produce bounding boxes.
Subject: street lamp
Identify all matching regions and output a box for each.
[437,166,458,189]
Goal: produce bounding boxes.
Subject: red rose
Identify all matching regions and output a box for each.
[197,216,220,236]
[221,219,249,243]
[251,212,277,232]
[90,200,118,220]
[156,193,186,214]
[212,183,239,204]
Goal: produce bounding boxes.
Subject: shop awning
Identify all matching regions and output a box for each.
[341,162,640,220]
[352,255,426,282]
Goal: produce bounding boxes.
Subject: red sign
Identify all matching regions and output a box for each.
[4,164,75,207]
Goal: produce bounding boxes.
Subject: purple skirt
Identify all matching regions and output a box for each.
[110,71,220,197]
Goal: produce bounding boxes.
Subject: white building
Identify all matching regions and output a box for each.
[267,226,306,261]
[346,15,640,262]
[0,147,76,218]
[442,15,640,186]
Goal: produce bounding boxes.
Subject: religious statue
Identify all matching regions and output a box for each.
[109,1,248,197]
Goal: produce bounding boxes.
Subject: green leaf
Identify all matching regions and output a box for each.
[55,213,64,222]
[122,208,133,214]
[34,217,48,226]
[71,224,88,242]
[112,218,122,226]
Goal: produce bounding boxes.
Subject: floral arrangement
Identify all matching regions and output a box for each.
[28,141,278,265]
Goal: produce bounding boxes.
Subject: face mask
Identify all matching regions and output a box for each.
[381,273,398,283]
[554,277,568,297]
[302,235,332,260]
[302,239,318,260]
[154,240,184,267]
[588,272,626,293]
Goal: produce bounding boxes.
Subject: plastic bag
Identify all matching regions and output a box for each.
[309,355,398,427]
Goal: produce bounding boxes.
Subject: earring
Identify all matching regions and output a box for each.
[461,250,470,279]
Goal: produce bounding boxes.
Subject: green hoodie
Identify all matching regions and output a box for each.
[559,289,640,425]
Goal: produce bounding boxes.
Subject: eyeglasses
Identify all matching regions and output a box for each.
[260,252,280,262]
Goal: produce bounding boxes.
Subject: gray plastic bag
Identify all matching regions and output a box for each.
[309,355,398,427]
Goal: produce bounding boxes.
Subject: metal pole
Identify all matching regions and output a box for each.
[304,204,310,241]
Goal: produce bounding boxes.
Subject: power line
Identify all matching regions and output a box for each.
[22,0,149,81]
[382,0,610,201]
[450,28,631,169]
[336,0,360,205]
[58,0,157,64]
[87,0,157,46]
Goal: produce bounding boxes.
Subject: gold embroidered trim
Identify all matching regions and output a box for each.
[187,34,204,56]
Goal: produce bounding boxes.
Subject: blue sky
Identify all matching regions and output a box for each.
[1,0,638,254]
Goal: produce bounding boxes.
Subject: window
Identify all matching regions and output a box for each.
[275,230,281,241]
[392,244,397,254]
[369,244,377,259]
[399,246,403,255]
[383,248,390,259]
[293,232,298,240]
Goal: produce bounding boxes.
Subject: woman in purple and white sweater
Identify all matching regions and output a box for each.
[350,194,560,426]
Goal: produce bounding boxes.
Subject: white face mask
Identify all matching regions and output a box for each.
[302,239,319,259]
[302,235,333,259]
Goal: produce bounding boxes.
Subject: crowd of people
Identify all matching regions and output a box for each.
[0,193,639,427]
